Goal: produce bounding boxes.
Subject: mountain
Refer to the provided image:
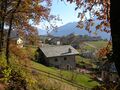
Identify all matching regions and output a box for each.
[50,22,89,36]
[38,29,48,35]
[50,22,110,40]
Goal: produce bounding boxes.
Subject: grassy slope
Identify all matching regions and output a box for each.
[0,54,78,90]
[76,56,94,65]
[30,41,108,89]
[78,41,107,65]
[31,61,99,88]
[88,41,107,48]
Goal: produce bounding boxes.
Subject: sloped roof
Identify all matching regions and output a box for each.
[40,45,79,58]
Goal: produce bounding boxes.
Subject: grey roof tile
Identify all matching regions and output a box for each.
[40,45,79,58]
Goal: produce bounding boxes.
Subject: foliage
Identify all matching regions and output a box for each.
[0,53,37,90]
[0,54,7,67]
[92,82,120,90]
[0,54,11,84]
[8,69,28,90]
[0,0,53,63]
[66,0,110,34]
[0,47,77,90]
[1,67,12,84]
[96,41,112,58]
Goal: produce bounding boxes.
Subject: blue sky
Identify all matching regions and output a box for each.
[35,0,79,29]
[50,0,79,26]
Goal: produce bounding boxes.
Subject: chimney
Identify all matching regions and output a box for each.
[68,48,72,53]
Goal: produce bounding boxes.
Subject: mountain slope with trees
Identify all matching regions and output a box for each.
[50,22,110,39]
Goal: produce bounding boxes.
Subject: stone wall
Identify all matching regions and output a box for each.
[47,55,76,70]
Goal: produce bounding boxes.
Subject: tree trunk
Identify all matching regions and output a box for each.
[6,14,14,64]
[0,18,4,53]
[110,0,120,76]
[5,0,21,64]
[0,1,5,53]
[0,0,8,53]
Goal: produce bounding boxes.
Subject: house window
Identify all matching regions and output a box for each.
[64,57,67,60]
[54,58,58,62]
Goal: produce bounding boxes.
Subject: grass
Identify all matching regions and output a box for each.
[31,61,58,75]
[26,45,99,88]
[83,41,107,50]
[88,41,107,48]
[75,74,98,87]
[76,55,96,67]
[24,44,100,88]
[31,61,99,88]
[0,43,101,90]
[76,56,91,64]
[0,53,79,90]
[77,40,107,68]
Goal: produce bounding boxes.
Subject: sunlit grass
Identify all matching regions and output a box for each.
[31,61,99,88]
[89,41,107,47]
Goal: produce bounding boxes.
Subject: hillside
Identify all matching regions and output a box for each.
[81,40,107,51]
[50,22,110,39]
[87,41,107,49]
[31,61,99,89]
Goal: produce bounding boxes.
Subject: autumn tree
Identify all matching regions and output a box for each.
[0,0,51,64]
[64,0,120,76]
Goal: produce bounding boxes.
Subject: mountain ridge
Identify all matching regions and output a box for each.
[39,21,110,39]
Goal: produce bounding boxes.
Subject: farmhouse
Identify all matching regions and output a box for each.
[10,30,24,48]
[37,45,79,70]
[8,37,24,48]
[1,29,24,48]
